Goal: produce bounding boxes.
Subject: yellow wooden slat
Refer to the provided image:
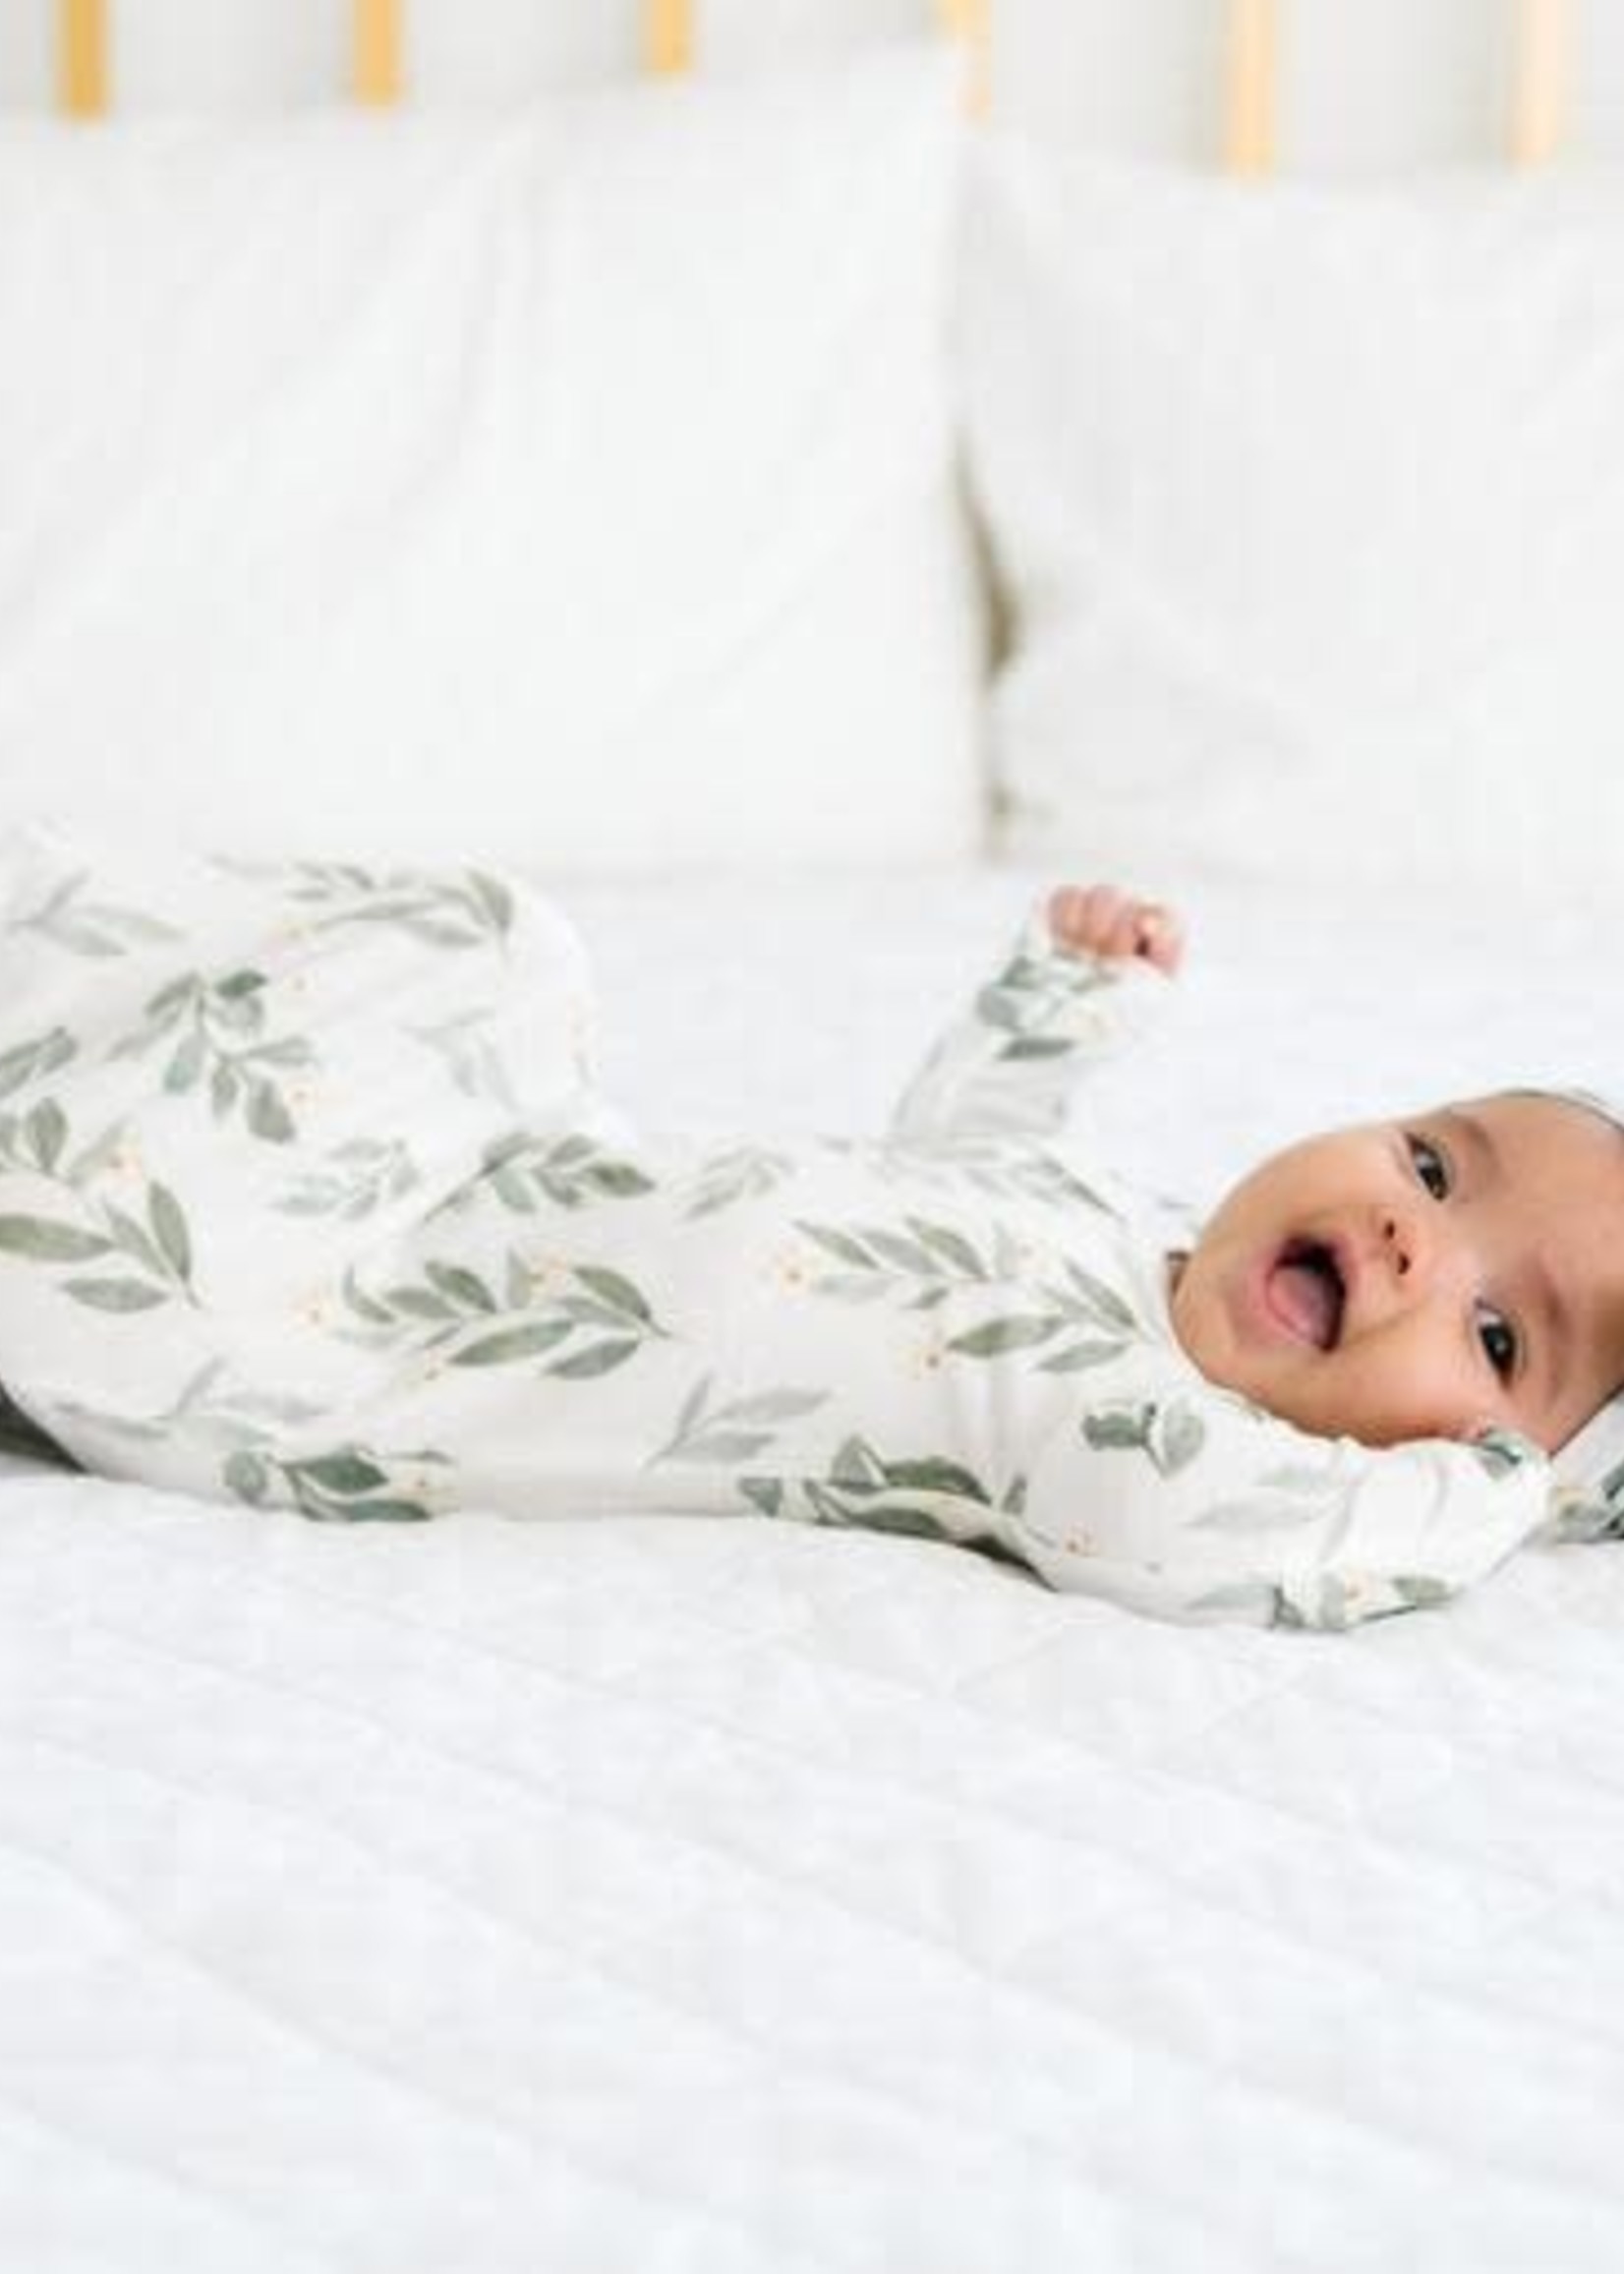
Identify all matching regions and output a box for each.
[935,0,992,119]
[354,0,404,107]
[58,0,109,118]
[1509,0,1571,166]
[1223,0,1277,175]
[644,0,694,78]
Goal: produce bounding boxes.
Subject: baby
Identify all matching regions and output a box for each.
[1053,884,1624,1455]
[1,827,1621,1632]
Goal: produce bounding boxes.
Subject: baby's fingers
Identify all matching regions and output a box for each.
[1049,883,1123,951]
[1132,904,1186,975]
[1048,884,1186,974]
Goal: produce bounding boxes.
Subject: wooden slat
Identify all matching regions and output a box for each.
[935,0,992,119]
[1223,0,1277,175]
[58,0,109,117]
[644,0,694,77]
[354,0,404,106]
[1509,0,1571,166]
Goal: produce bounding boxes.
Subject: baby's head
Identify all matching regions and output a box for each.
[1169,1091,1624,1457]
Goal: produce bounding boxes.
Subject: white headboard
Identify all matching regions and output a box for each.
[0,1,1616,173]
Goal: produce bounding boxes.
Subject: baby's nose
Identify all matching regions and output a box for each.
[1380,1208,1430,1286]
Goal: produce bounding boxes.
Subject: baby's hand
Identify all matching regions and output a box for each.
[1048,884,1186,977]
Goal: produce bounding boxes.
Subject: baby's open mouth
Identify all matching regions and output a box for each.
[1266,1238,1345,1350]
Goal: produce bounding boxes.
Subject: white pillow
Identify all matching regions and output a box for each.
[959,140,1624,896]
[0,47,984,871]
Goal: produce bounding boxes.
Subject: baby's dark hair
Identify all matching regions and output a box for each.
[1491,1084,1624,1135]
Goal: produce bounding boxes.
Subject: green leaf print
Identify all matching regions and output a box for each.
[685,1145,792,1219]
[550,1339,641,1379]
[947,1316,1061,1358]
[167,1032,207,1094]
[220,858,517,956]
[108,967,314,1145]
[0,1214,110,1263]
[965,1259,1139,1376]
[1155,1402,1206,1476]
[1080,1408,1153,1452]
[300,1452,387,1493]
[791,1208,1142,1377]
[1390,1575,1453,1609]
[741,1437,1025,1567]
[338,1272,393,1325]
[7,870,182,960]
[573,1265,653,1324]
[863,1229,944,1275]
[0,1103,199,1311]
[881,1455,992,1501]
[427,1262,496,1312]
[0,1026,77,1104]
[903,1218,986,1276]
[411,1011,517,1110]
[148,1183,192,1280]
[799,1223,875,1270]
[1035,1340,1131,1374]
[651,1373,828,1467]
[43,1362,447,1520]
[831,1435,889,1488]
[277,1137,421,1223]
[1469,1427,1536,1480]
[24,1100,67,1175]
[468,872,515,936]
[1190,1460,1354,1540]
[974,944,1116,1064]
[64,1277,168,1312]
[792,1213,1002,1310]
[454,1320,572,1367]
[49,1358,326,1452]
[804,1483,950,1542]
[228,1439,443,1524]
[1544,1484,1624,1545]
[459,1131,656,1216]
[1079,1398,1206,1476]
[225,1448,272,1501]
[247,1081,296,1143]
[870,1136,1117,1217]
[1060,1259,1136,1330]
[344,1253,670,1381]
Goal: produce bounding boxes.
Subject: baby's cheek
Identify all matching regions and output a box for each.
[1318,1348,1484,1449]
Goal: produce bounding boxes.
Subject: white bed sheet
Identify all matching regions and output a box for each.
[4,862,1624,2273]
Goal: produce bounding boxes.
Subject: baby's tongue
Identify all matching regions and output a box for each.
[1269,1255,1336,1348]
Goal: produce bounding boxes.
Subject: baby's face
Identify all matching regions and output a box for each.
[1169,1094,1624,1453]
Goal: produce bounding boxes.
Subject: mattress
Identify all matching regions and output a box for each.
[5,860,1624,2273]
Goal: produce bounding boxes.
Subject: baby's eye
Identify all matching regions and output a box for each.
[1406,1132,1451,1200]
[1477,1305,1519,1383]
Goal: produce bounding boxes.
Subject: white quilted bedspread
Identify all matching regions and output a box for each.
[5,864,1624,2272]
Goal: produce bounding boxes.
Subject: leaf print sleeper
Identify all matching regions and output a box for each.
[0,825,1554,1631]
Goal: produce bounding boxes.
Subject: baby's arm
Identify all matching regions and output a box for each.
[889,884,1185,1143]
[1006,1351,1550,1631]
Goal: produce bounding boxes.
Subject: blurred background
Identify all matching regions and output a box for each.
[0,0,1621,171]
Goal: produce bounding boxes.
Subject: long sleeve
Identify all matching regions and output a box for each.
[889,901,1174,1143]
[1005,1347,1552,1631]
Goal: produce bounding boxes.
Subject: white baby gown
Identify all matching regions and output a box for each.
[0,826,1553,1631]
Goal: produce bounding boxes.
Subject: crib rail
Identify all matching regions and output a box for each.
[44,0,1575,170]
